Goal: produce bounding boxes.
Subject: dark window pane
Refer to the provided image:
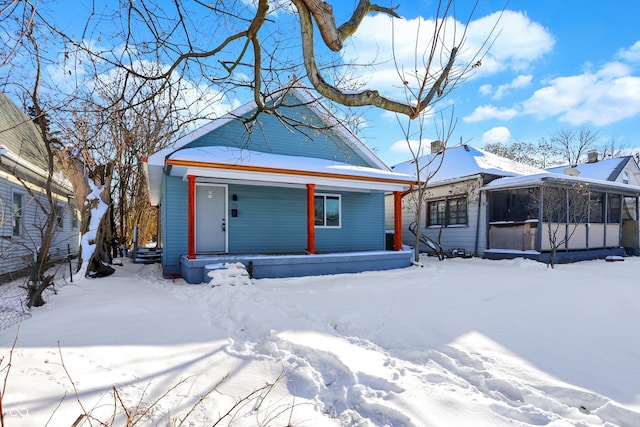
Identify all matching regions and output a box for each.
[314,196,324,226]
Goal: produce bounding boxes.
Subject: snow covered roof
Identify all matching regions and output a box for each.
[546,157,634,181]
[483,172,640,196]
[145,147,414,205]
[392,145,546,185]
[0,92,72,192]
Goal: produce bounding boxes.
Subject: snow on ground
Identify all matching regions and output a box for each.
[1,256,640,426]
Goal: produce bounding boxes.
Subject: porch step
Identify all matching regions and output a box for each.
[206,262,252,286]
[133,247,162,264]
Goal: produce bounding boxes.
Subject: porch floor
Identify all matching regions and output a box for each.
[179,249,413,284]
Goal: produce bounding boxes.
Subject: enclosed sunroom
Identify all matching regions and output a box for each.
[483,173,640,263]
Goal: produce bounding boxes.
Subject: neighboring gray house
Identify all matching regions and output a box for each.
[387,143,544,257]
[387,143,640,262]
[0,92,80,277]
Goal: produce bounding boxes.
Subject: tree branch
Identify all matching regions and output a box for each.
[292,0,458,118]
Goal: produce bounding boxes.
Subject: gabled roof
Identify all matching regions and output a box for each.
[392,144,546,185]
[0,92,49,171]
[149,83,389,171]
[0,92,71,192]
[145,84,413,205]
[546,156,636,181]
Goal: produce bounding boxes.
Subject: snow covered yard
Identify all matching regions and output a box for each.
[1,256,639,426]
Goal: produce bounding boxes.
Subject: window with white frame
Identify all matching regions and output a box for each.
[314,194,341,227]
[12,192,23,237]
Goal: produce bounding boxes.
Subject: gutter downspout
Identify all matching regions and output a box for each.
[475,185,483,256]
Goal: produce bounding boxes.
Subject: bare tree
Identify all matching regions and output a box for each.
[398,113,455,263]
[2,0,499,276]
[530,182,590,268]
[36,0,486,120]
[598,136,628,160]
[0,0,36,67]
[483,138,563,168]
[550,127,599,166]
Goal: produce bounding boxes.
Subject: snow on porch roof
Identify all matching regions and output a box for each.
[145,146,415,205]
[483,172,640,195]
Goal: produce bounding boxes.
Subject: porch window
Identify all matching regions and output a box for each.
[427,196,467,226]
[623,197,637,220]
[12,193,23,237]
[314,194,341,227]
[607,194,621,223]
[589,193,604,223]
[489,189,537,222]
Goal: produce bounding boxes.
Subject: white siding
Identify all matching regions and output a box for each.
[0,172,79,276]
[386,177,487,256]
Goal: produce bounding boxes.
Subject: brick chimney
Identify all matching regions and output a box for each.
[587,149,598,163]
[431,140,444,153]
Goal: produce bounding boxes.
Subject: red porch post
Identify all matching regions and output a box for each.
[393,191,403,251]
[307,184,316,254]
[187,175,196,259]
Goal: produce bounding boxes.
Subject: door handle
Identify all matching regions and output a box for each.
[221,218,226,231]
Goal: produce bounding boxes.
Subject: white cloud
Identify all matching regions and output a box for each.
[389,138,432,157]
[617,40,640,63]
[341,9,553,96]
[482,126,511,144]
[464,105,518,122]
[479,84,493,95]
[492,74,533,99]
[465,11,554,75]
[522,62,640,126]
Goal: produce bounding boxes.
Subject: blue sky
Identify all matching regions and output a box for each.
[28,1,640,167]
[343,1,640,165]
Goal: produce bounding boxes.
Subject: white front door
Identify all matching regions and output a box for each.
[196,184,227,253]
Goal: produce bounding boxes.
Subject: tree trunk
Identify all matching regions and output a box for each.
[56,148,114,277]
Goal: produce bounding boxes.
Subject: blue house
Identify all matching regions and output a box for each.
[145,84,414,283]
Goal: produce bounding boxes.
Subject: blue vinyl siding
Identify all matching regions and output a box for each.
[315,191,386,252]
[227,185,386,253]
[227,185,308,253]
[161,175,188,271]
[183,96,369,167]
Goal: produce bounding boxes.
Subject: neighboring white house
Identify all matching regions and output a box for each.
[547,150,640,186]
[0,92,80,278]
